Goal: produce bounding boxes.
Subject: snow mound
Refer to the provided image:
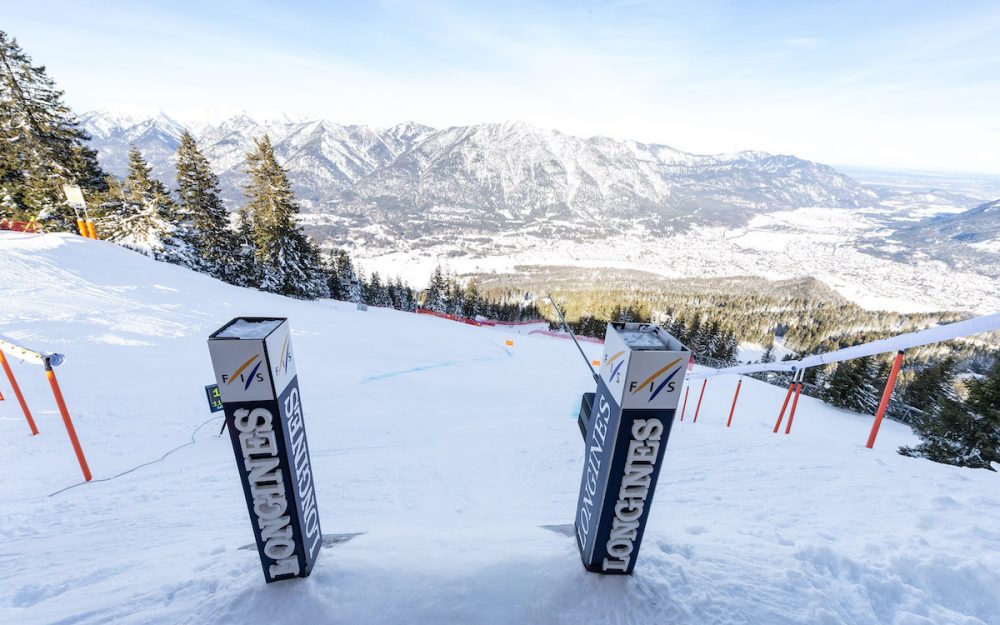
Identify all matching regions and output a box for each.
[1,232,998,625]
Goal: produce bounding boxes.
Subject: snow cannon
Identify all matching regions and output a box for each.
[207,318,322,583]
[575,322,690,574]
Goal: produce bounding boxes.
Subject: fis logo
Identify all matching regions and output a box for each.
[274,335,292,376]
[223,353,265,390]
[604,351,626,383]
[629,358,684,403]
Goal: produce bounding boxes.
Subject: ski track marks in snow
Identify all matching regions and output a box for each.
[1,233,999,625]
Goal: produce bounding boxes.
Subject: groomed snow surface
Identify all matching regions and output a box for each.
[2,233,999,625]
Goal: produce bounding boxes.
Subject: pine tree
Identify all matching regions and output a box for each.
[859,357,888,414]
[423,266,448,312]
[902,359,999,470]
[463,278,481,319]
[962,361,1000,468]
[233,205,256,284]
[366,272,392,308]
[386,279,400,309]
[395,278,414,311]
[820,357,886,414]
[443,276,464,315]
[900,399,977,465]
[324,251,346,300]
[242,135,328,299]
[175,131,240,282]
[705,320,723,360]
[687,313,704,356]
[761,337,776,363]
[356,269,369,304]
[102,147,196,265]
[821,360,864,411]
[895,358,956,422]
[719,331,739,366]
[669,314,688,345]
[335,251,363,303]
[402,284,418,312]
[0,31,106,228]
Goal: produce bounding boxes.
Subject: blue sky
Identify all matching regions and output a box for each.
[3,0,999,173]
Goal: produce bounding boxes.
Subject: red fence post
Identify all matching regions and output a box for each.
[44,358,91,481]
[0,349,38,435]
[784,382,803,434]
[866,351,904,449]
[693,379,707,423]
[680,385,690,421]
[726,378,742,428]
[773,382,795,433]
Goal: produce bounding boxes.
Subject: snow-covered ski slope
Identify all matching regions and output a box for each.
[2,233,999,625]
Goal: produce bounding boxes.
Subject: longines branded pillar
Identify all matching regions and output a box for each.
[575,322,690,574]
[207,317,322,583]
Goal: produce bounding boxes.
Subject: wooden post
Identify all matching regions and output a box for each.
[726,378,742,427]
[44,357,91,481]
[773,382,795,433]
[866,351,904,449]
[680,385,690,421]
[0,348,37,435]
[692,379,707,423]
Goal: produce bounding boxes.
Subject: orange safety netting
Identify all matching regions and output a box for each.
[0,219,41,233]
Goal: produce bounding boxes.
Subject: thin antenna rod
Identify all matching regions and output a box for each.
[546,293,598,380]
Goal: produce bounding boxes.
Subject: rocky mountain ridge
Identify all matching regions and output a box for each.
[80,110,879,245]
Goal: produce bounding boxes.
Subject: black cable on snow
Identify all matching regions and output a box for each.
[47,415,223,497]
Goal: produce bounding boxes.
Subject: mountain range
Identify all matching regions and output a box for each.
[868,199,1000,277]
[80,110,879,243]
[79,111,1000,294]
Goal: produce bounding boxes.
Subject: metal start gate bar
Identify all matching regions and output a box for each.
[575,322,690,574]
[207,318,322,583]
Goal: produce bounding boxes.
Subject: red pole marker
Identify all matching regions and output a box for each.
[680,385,690,421]
[866,351,905,449]
[785,383,803,434]
[727,378,742,428]
[693,379,707,423]
[44,358,91,481]
[0,349,37,435]
[773,382,795,433]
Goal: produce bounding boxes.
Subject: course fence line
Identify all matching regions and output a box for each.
[528,329,605,345]
[683,311,1000,448]
[695,312,1000,379]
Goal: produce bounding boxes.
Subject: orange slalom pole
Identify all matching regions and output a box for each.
[86,220,98,239]
[726,378,743,428]
[0,349,37,435]
[866,351,905,449]
[773,382,795,433]
[679,385,690,421]
[692,379,707,423]
[76,218,87,237]
[44,359,91,481]
[784,383,803,434]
